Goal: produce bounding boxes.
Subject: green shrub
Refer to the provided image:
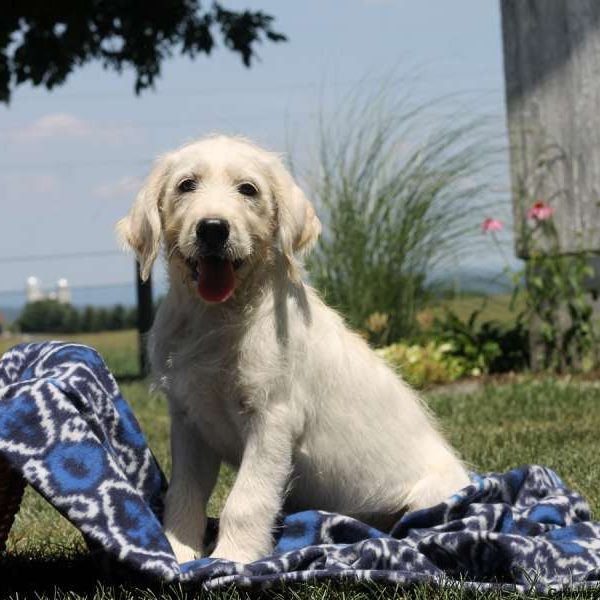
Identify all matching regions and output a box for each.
[376,340,472,388]
[377,303,530,387]
[432,307,529,374]
[521,204,598,372]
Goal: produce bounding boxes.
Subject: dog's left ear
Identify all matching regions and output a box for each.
[116,156,171,281]
[272,164,321,282]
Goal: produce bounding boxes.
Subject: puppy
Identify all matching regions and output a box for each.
[117,135,470,564]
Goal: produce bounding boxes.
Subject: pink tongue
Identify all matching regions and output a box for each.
[197,256,235,303]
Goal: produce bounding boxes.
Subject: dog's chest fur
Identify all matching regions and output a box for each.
[151,296,286,466]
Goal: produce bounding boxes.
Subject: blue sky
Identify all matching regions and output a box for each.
[0,0,511,308]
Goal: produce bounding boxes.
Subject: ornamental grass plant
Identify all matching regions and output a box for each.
[304,84,503,344]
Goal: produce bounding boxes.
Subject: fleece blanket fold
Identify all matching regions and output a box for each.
[1,341,599,593]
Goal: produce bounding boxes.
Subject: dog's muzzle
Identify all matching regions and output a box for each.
[188,218,244,304]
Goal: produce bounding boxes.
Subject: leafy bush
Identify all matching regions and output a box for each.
[377,306,529,388]
[431,307,529,375]
[305,85,499,343]
[521,203,598,372]
[376,340,472,388]
[485,194,599,373]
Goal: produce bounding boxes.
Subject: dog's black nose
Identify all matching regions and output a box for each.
[196,218,230,251]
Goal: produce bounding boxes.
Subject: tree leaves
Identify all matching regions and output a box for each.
[0,1,287,102]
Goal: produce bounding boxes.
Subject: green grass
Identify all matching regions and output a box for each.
[426,292,524,326]
[2,330,600,598]
[0,330,139,378]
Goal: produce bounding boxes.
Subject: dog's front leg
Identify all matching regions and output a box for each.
[164,411,221,563]
[211,408,293,564]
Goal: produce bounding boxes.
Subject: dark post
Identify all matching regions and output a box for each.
[136,260,153,377]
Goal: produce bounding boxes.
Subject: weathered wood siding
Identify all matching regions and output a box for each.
[501,0,600,257]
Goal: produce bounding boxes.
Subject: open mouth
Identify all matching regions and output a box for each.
[187,256,244,303]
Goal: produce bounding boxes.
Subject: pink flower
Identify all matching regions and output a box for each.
[482,218,504,233]
[527,201,554,221]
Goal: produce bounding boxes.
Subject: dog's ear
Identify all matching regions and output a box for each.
[272,163,322,282]
[116,156,171,281]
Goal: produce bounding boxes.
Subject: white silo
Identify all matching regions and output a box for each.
[26,276,43,302]
[56,278,71,304]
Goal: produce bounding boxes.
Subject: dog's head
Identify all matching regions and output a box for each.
[117,135,321,303]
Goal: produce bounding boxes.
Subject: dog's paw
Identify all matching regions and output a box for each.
[165,531,201,564]
[210,542,264,564]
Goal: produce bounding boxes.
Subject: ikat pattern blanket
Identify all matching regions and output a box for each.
[1,341,600,593]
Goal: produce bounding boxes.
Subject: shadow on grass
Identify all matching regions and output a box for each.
[0,552,107,597]
[0,553,439,600]
[0,551,273,599]
[0,552,192,599]
[4,555,599,600]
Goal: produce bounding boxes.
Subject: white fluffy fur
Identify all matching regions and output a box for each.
[117,135,470,564]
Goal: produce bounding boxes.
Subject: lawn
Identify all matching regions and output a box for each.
[1,329,600,599]
[0,329,139,379]
[427,292,524,325]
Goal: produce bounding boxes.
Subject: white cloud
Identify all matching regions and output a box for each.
[94,175,143,199]
[15,113,92,141]
[11,113,139,144]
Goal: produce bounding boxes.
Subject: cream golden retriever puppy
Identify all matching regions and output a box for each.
[117,135,469,565]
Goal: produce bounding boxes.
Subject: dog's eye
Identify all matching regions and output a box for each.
[178,178,197,193]
[238,182,258,198]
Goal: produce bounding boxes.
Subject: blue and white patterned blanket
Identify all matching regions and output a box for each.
[1,341,600,593]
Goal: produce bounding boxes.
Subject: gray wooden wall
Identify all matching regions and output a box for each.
[501,0,600,258]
